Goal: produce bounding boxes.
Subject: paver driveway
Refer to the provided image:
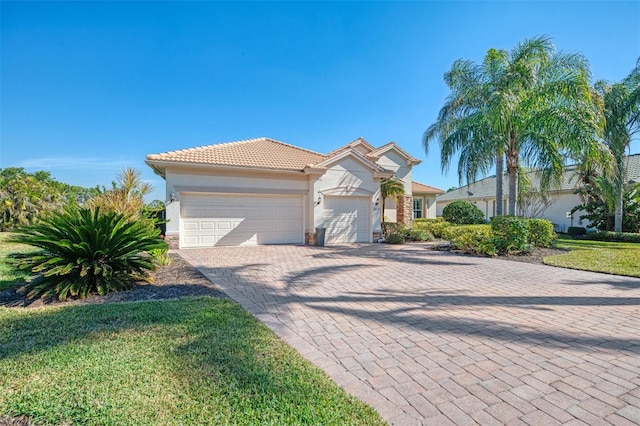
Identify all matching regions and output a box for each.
[180,244,640,425]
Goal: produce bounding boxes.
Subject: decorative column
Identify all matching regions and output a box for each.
[396,196,413,227]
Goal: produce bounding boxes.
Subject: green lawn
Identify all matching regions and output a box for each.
[543,235,640,278]
[0,298,385,425]
[0,232,36,291]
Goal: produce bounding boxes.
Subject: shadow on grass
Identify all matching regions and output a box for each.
[0,297,383,424]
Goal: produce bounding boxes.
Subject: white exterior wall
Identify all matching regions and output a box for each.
[163,166,309,239]
[312,157,381,236]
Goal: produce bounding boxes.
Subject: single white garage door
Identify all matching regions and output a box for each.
[181,193,303,248]
[323,196,371,244]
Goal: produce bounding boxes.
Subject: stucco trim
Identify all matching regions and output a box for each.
[320,186,375,197]
[174,186,308,195]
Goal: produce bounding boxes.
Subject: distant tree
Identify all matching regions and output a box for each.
[380,177,405,222]
[0,168,98,231]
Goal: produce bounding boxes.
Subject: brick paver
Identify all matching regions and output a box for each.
[180,243,640,425]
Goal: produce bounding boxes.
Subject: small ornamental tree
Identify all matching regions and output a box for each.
[442,200,485,225]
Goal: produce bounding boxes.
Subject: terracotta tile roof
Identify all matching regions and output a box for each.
[412,181,445,194]
[146,137,326,171]
[325,137,375,157]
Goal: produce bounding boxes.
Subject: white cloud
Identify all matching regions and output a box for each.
[16,157,137,170]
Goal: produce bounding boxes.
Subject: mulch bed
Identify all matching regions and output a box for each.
[0,253,226,309]
[432,242,567,264]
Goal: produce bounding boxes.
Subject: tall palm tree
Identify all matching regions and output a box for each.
[594,59,640,232]
[425,36,604,215]
[380,177,405,222]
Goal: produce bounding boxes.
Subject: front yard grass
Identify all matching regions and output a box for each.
[543,235,640,278]
[0,232,36,291]
[0,297,385,425]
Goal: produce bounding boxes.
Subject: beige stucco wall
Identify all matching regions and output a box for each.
[312,156,381,236]
[163,166,309,238]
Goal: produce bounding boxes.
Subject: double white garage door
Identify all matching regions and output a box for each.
[180,193,371,248]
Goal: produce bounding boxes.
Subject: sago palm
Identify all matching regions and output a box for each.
[425,36,605,215]
[10,207,167,300]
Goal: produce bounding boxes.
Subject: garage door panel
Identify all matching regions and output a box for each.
[323,196,370,244]
[181,194,303,247]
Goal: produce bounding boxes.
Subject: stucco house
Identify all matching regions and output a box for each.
[436,154,640,231]
[146,137,440,248]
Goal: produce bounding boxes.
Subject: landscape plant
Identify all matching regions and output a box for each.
[10,207,166,300]
[424,36,605,216]
[384,233,405,244]
[527,218,556,247]
[490,216,530,253]
[442,200,485,225]
[380,177,405,221]
[441,224,496,256]
[413,218,451,238]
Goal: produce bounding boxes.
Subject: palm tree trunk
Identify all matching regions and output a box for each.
[508,171,518,215]
[506,142,518,216]
[495,152,504,216]
[614,185,623,232]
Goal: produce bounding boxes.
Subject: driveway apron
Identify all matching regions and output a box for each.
[180,244,640,426]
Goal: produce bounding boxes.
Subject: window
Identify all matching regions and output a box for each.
[413,198,423,219]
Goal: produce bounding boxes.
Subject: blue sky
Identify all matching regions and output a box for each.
[2,1,639,202]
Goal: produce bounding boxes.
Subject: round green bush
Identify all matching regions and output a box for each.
[442,201,485,225]
[527,218,556,247]
[384,233,405,244]
[10,207,167,300]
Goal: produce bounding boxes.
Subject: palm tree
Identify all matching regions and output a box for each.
[380,177,405,222]
[425,36,604,215]
[87,168,152,217]
[593,59,640,232]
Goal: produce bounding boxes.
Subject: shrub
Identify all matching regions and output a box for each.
[490,216,530,254]
[585,231,640,243]
[149,247,172,266]
[527,218,556,247]
[402,228,433,242]
[442,224,496,256]
[381,222,403,238]
[10,207,167,300]
[442,200,485,225]
[384,233,405,244]
[567,226,587,236]
[413,219,451,238]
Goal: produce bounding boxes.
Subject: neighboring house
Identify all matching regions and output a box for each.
[146,137,434,248]
[435,154,640,231]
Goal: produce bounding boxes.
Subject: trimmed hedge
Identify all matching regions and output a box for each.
[402,228,434,242]
[384,233,405,244]
[528,219,556,247]
[567,226,587,236]
[585,231,640,243]
[490,216,530,253]
[442,200,485,225]
[442,225,496,256]
[413,219,452,238]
